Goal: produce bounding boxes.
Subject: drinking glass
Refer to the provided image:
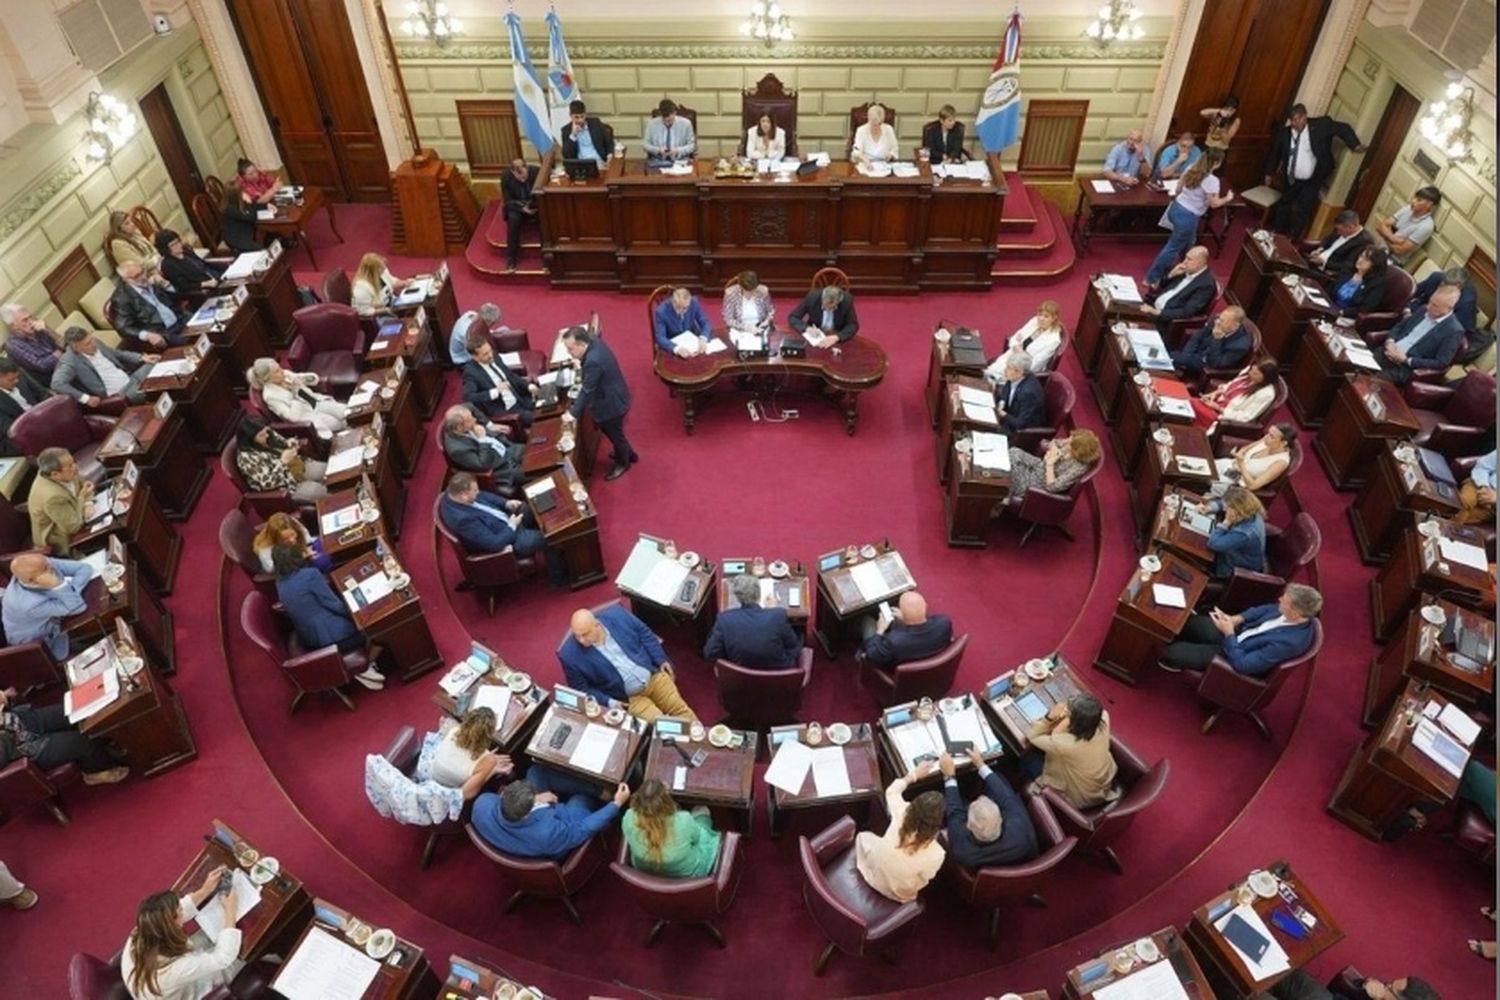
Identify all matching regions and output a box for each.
[805,722,823,745]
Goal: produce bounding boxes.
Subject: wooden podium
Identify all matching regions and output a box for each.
[1093,550,1208,685]
[140,346,241,453]
[390,151,480,256]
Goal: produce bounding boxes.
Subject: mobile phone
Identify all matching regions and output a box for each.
[549,723,572,749]
[689,748,709,768]
[216,869,234,896]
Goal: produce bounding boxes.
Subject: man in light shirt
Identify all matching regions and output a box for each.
[50,327,158,407]
[1159,584,1321,676]
[1102,129,1152,187]
[643,99,696,168]
[1,552,94,660]
[1154,132,1201,180]
[558,605,699,722]
[1263,103,1363,237]
[1375,186,1440,265]
[1376,284,1463,385]
[560,100,613,166]
[449,302,500,365]
[1456,449,1496,526]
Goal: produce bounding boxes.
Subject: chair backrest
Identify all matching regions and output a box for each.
[1258,618,1322,701]
[892,633,969,703]
[797,837,870,951]
[964,795,1078,906]
[239,590,289,661]
[292,302,362,353]
[0,642,62,697]
[1018,457,1100,527]
[714,656,809,728]
[322,269,353,306]
[741,74,799,157]
[609,834,729,921]
[67,952,130,1000]
[1446,370,1497,426]
[1042,371,1076,429]
[1382,266,1416,314]
[203,175,227,207]
[382,723,419,776]
[1103,757,1170,827]
[9,395,92,458]
[0,495,33,555]
[556,599,622,654]
[848,102,898,134]
[128,205,162,239]
[1240,318,1264,361]
[810,268,850,291]
[433,493,469,558]
[1266,512,1320,580]
[189,193,221,248]
[646,285,672,348]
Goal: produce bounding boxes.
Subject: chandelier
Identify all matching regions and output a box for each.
[1084,0,1144,45]
[739,1,794,47]
[399,0,463,45]
[83,92,138,164]
[1419,75,1474,161]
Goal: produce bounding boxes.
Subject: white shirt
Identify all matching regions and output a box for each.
[430,730,480,788]
[1239,613,1291,641]
[483,362,516,407]
[1288,127,1316,181]
[746,126,786,161]
[1320,230,1357,262]
[1154,272,1201,310]
[1002,317,1063,373]
[851,123,898,163]
[119,896,242,1000]
[2,385,33,412]
[84,350,132,396]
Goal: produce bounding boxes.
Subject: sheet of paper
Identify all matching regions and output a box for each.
[1439,703,1481,745]
[1094,960,1191,1000]
[438,661,483,698]
[615,537,665,595]
[1126,328,1170,363]
[320,506,360,535]
[971,430,1011,472]
[765,739,813,793]
[961,400,1000,424]
[849,559,893,603]
[640,558,690,606]
[1091,179,1115,193]
[703,338,729,354]
[1158,396,1195,417]
[758,578,775,603]
[669,331,702,351]
[1412,717,1468,777]
[1176,456,1212,476]
[891,163,920,178]
[471,684,513,729]
[810,745,852,796]
[271,926,382,1000]
[256,208,277,221]
[1344,345,1381,370]
[550,333,572,365]
[942,708,986,749]
[194,869,262,942]
[1213,904,1291,981]
[347,389,374,409]
[355,573,394,605]
[66,639,113,686]
[1152,584,1187,608]
[220,252,268,281]
[81,549,110,576]
[1163,178,1181,196]
[325,448,364,475]
[64,668,120,723]
[892,722,941,766]
[957,385,994,408]
[1103,274,1142,302]
[569,722,620,773]
[147,359,193,379]
[1438,537,1488,572]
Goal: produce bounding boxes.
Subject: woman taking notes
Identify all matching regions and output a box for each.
[850,105,898,164]
[1145,151,1234,289]
[854,761,945,902]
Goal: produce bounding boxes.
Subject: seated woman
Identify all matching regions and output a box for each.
[121,871,258,1000]
[1215,422,1296,493]
[722,270,774,332]
[252,510,331,574]
[430,707,512,800]
[622,777,723,878]
[985,300,1065,377]
[219,181,263,254]
[1199,485,1267,580]
[1330,246,1389,318]
[850,105,898,164]
[1003,429,1102,505]
[235,416,327,503]
[154,229,223,294]
[1191,359,1278,430]
[351,252,408,316]
[855,762,945,903]
[271,543,385,688]
[247,358,348,439]
[106,211,160,272]
[745,112,786,161]
[1025,693,1119,809]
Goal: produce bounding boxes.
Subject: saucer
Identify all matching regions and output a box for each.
[678,551,701,569]
[827,723,852,745]
[604,707,627,725]
[1417,521,1440,538]
[1133,372,1152,386]
[361,508,380,523]
[1139,555,1162,573]
[1248,869,1279,898]
[388,573,411,591]
[1133,937,1161,963]
[860,544,877,559]
[708,724,733,747]
[570,486,589,503]
[938,697,963,714]
[379,386,396,399]
[933,329,952,344]
[1280,273,1300,286]
[768,560,790,578]
[1025,659,1051,680]
[1421,604,1447,626]
[365,928,396,959]
[249,856,280,886]
[506,671,532,692]
[1152,428,1174,444]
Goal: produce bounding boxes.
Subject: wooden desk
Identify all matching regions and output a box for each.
[1073,281,1154,376]
[1184,862,1343,998]
[332,547,442,681]
[642,722,758,832]
[188,295,276,393]
[139,346,240,451]
[1363,598,1494,727]
[812,543,915,657]
[391,273,459,364]
[255,187,343,270]
[1328,678,1472,840]
[1130,424,1216,536]
[1093,323,1171,424]
[1369,516,1495,642]
[520,414,599,485]
[945,440,1010,548]
[935,374,1000,484]
[98,406,208,521]
[765,722,881,837]
[523,461,605,590]
[1094,551,1208,686]
[176,819,313,961]
[0,455,29,500]
[1113,373,1194,477]
[231,250,299,345]
[441,955,553,1000]
[982,659,1094,753]
[876,694,1004,792]
[924,327,987,426]
[315,483,385,564]
[76,628,195,776]
[1227,231,1307,318]
[346,370,422,478]
[1348,443,1461,563]
[64,559,175,674]
[433,675,548,757]
[367,315,443,420]
[617,533,719,647]
[1063,926,1212,999]
[70,478,180,594]
[1314,375,1421,491]
[1254,276,1337,364]
[524,697,648,790]
[716,559,809,624]
[1285,320,1371,428]
[653,329,888,436]
[1149,490,1215,570]
[326,428,407,539]
[273,897,438,1000]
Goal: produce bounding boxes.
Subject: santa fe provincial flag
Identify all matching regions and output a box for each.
[505,12,554,155]
[546,10,582,139]
[976,7,1023,153]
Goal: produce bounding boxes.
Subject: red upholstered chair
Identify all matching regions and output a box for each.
[1403,371,1497,459]
[321,268,352,306]
[946,793,1078,949]
[1192,620,1322,740]
[485,324,546,378]
[1012,458,1102,546]
[433,495,537,616]
[239,591,370,713]
[220,438,310,520]
[1215,434,1301,509]
[810,267,850,291]
[433,421,505,495]
[1213,514,1321,613]
[1038,737,1169,874]
[288,302,366,395]
[1009,372,1076,455]
[0,758,78,826]
[1211,376,1287,441]
[713,649,813,731]
[0,642,64,702]
[1354,266,1415,335]
[859,634,968,707]
[68,951,266,1000]
[218,508,279,600]
[797,815,925,974]
[1449,801,1496,866]
[8,396,115,483]
[609,831,745,947]
[0,495,46,571]
[381,724,468,869]
[464,820,610,924]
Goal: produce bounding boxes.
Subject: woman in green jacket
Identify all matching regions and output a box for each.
[621,778,721,878]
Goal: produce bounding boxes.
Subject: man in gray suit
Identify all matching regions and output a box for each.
[440,403,524,491]
[50,328,158,408]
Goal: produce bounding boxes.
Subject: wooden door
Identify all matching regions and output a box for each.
[288,0,390,202]
[1345,85,1421,222]
[138,85,207,240]
[1169,0,1332,192]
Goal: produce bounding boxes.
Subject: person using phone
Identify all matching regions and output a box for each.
[938,749,1038,869]
[854,761,946,902]
[121,866,247,1000]
[1158,584,1321,676]
[858,590,953,672]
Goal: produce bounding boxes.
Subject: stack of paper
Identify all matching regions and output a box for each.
[195,869,261,941]
[1412,718,1469,777]
[438,660,484,698]
[1126,329,1172,369]
[1438,703,1481,745]
[570,722,620,772]
[64,668,121,723]
[272,927,381,1000]
[470,684,513,728]
[1152,584,1187,608]
[320,506,360,534]
[325,448,365,475]
[765,739,813,793]
[1101,274,1142,301]
[891,720,943,766]
[810,745,852,795]
[147,359,194,379]
[971,431,1010,472]
[1095,961,1190,1000]
[1091,179,1116,194]
[849,559,895,603]
[891,163,920,178]
[1438,537,1488,572]
[221,252,268,281]
[703,338,729,354]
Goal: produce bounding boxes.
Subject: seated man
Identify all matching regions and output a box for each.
[1249,970,1439,1000]
[1159,583,1321,677]
[1102,128,1152,187]
[471,769,629,861]
[643,99,696,168]
[108,261,186,349]
[1405,267,1478,335]
[27,447,91,555]
[653,287,713,357]
[0,303,64,379]
[1456,449,1496,526]
[440,404,524,490]
[0,686,127,785]
[1375,284,1463,385]
[500,158,538,273]
[992,351,1045,434]
[558,605,699,722]
[461,337,535,430]
[438,473,547,558]
[702,574,802,669]
[1154,131,1201,180]
[1171,306,1251,378]
[1306,209,1373,286]
[939,749,1038,869]
[51,327,158,408]
[560,100,614,165]
[1,553,93,660]
[449,302,500,366]
[0,358,51,457]
[859,590,953,671]
[1374,186,1440,266]
[787,286,859,347]
[1139,246,1217,333]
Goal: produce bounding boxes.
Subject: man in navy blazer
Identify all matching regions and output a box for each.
[1160,584,1321,676]
[1140,246,1216,334]
[1377,284,1464,385]
[859,591,954,671]
[558,604,699,721]
[653,287,713,355]
[993,352,1046,434]
[471,769,629,861]
[703,574,803,669]
[461,338,535,428]
[561,325,637,481]
[939,749,1039,870]
[1405,268,1478,334]
[1171,306,1251,377]
[439,473,547,557]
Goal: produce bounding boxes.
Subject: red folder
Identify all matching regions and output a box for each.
[1150,376,1191,399]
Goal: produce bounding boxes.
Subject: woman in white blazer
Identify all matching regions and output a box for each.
[985,300,1066,380]
[746,113,786,160]
[247,357,348,439]
[850,105,899,163]
[350,252,407,316]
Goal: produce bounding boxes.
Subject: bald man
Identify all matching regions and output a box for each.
[1139,246,1217,334]
[1,553,93,659]
[556,604,699,722]
[858,590,953,671]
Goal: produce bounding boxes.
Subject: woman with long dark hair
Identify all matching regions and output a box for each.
[1202,95,1241,151]
[234,415,327,502]
[854,762,946,902]
[120,868,242,1000]
[622,778,722,878]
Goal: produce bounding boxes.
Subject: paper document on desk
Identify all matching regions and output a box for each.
[356,573,394,605]
[1214,905,1290,981]
[221,252,268,281]
[891,163,920,178]
[256,208,277,221]
[64,668,119,724]
[1126,328,1170,363]
[1180,507,1214,535]
[1091,179,1116,194]
[669,332,703,352]
[765,739,813,793]
[961,400,1000,424]
[325,448,364,475]
[849,559,896,603]
[731,330,764,352]
[1412,718,1469,777]
[1152,584,1187,608]
[396,279,433,304]
[524,478,556,499]
[438,661,484,698]
[551,333,572,365]
[471,684,513,727]
[1439,703,1481,746]
[346,389,374,409]
[1095,960,1191,1000]
[702,338,728,354]
[971,431,1010,472]
[80,549,111,578]
[616,537,665,596]
[637,558,690,606]
[1101,274,1142,302]
[1176,456,1212,476]
[1158,396,1195,418]
[1438,537,1488,572]
[272,926,381,1000]
[570,723,620,773]
[320,505,360,535]
[194,869,261,942]
[956,385,992,408]
[810,745,852,796]
[147,359,193,379]
[892,722,942,766]
[942,708,986,749]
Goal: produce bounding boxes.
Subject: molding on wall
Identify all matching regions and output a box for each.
[0,159,80,241]
[1141,0,1205,146]
[393,41,1168,62]
[187,0,278,167]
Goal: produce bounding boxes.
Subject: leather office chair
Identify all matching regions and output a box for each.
[464,820,610,924]
[1215,514,1320,613]
[239,591,372,713]
[322,268,353,306]
[1191,620,1322,740]
[1012,457,1101,546]
[433,495,538,616]
[1009,372,1076,455]
[858,634,969,707]
[649,102,698,133]
[220,439,310,521]
[0,642,64,702]
[243,386,326,457]
[1211,376,1287,442]
[218,508,279,601]
[740,73,799,158]
[433,420,509,496]
[1449,800,1496,866]
[1452,453,1498,552]
[1404,371,1496,458]
[713,649,813,730]
[1038,736,1169,874]
[481,323,546,379]
[798,815,925,974]
[946,792,1077,949]
[0,494,45,566]
[381,724,468,869]
[288,303,366,396]
[609,831,744,947]
[810,267,850,291]
[0,757,78,826]
[68,951,273,1000]
[1354,266,1415,335]
[1214,434,1301,509]
[646,285,672,352]
[8,396,115,483]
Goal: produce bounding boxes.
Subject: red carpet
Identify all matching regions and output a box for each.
[2,204,1489,1000]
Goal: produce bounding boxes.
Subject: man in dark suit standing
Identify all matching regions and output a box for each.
[788,286,859,346]
[1262,103,1363,238]
[939,749,1039,870]
[0,358,51,457]
[859,590,953,671]
[993,352,1046,434]
[560,100,614,165]
[1139,245,1217,335]
[703,574,803,669]
[1376,284,1464,385]
[461,338,535,429]
[500,158,539,272]
[561,325,635,481]
[1307,209,1374,285]
[108,261,187,349]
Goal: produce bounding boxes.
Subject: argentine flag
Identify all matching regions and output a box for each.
[505,12,554,155]
[976,8,1024,154]
[546,10,581,139]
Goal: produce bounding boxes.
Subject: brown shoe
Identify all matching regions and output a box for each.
[2,888,37,910]
[82,766,130,785]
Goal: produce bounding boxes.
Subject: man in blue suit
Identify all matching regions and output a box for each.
[439,473,547,558]
[561,325,636,481]
[703,574,803,669]
[1404,267,1478,334]
[939,748,1038,870]
[993,352,1046,434]
[1377,284,1465,385]
[1171,306,1251,378]
[558,604,699,722]
[471,770,629,861]
[1159,583,1320,676]
[653,287,713,355]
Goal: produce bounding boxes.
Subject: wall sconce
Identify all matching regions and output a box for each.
[739,1,794,47]
[83,92,138,164]
[1419,73,1474,161]
[1084,0,1144,45]
[400,0,463,45]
